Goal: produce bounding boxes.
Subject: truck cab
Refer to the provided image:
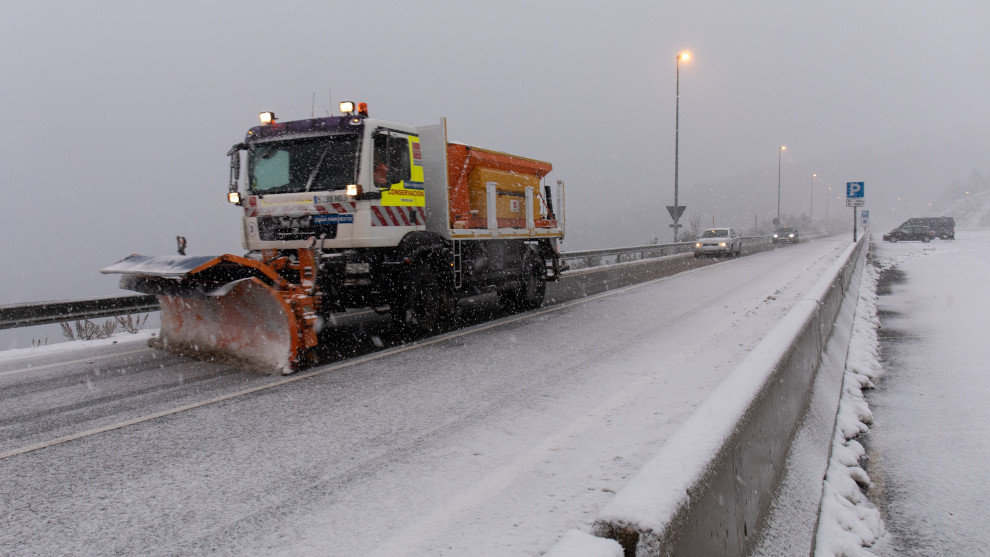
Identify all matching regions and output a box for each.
[228,105,426,252]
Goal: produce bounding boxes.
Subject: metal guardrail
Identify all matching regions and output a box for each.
[0,295,159,331]
[0,237,774,331]
[561,235,772,270]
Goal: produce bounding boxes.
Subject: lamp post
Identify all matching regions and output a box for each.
[810,173,816,228]
[777,145,786,223]
[670,50,691,242]
[825,185,832,228]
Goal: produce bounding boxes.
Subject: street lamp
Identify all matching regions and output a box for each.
[810,173,816,228]
[777,145,786,223]
[671,50,691,242]
[825,185,832,228]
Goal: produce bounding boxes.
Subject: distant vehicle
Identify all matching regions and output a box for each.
[694,228,741,257]
[883,225,936,243]
[897,217,954,240]
[772,226,799,244]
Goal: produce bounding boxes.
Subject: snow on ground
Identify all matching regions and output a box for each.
[0,239,851,556]
[816,230,990,555]
[814,251,885,556]
[864,231,990,555]
[0,329,156,363]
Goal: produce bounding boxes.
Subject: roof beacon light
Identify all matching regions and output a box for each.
[357,102,369,117]
[259,111,276,125]
[339,101,355,114]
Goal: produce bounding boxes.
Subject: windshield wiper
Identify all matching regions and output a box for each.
[304,142,336,192]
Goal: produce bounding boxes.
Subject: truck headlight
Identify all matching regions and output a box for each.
[339,101,355,114]
[345,184,362,197]
[228,191,241,204]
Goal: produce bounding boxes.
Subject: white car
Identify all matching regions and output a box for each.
[694,227,741,257]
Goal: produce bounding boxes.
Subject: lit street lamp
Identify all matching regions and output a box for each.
[669,50,691,242]
[777,145,786,223]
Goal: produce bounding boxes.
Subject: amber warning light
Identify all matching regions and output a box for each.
[338,101,369,118]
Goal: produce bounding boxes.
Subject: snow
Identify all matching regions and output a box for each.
[814,258,885,555]
[0,239,855,555]
[815,230,990,555]
[544,530,623,557]
[590,239,861,550]
[862,231,990,554]
[0,330,156,364]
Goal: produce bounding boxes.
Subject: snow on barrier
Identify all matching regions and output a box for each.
[564,235,869,556]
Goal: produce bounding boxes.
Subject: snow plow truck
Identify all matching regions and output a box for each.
[102,103,566,373]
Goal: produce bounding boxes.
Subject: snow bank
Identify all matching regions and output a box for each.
[0,330,157,363]
[813,260,884,555]
[813,242,940,555]
[544,530,623,557]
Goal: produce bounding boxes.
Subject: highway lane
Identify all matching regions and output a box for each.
[0,240,829,555]
[0,245,770,458]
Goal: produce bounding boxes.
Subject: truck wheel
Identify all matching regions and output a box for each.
[922,236,931,243]
[501,252,547,311]
[393,262,447,333]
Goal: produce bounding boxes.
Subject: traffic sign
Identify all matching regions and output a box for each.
[846,181,864,198]
[666,205,686,221]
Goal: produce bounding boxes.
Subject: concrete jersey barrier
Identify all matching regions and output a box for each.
[569,235,868,556]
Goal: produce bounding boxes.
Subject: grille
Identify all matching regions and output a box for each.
[257,216,338,241]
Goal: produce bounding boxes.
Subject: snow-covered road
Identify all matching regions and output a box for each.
[0,238,851,556]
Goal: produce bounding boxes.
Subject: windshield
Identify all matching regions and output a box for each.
[701,229,729,238]
[248,134,359,194]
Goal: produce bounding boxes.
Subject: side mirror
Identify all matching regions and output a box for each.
[227,143,245,203]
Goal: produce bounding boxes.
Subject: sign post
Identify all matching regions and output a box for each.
[667,205,686,241]
[846,182,865,242]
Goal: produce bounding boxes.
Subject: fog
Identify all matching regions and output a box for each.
[2,0,988,311]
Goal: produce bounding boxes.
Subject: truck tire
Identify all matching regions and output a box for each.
[922,236,931,243]
[500,251,547,311]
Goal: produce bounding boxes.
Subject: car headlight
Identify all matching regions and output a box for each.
[788,233,795,238]
[719,242,727,247]
[695,242,701,248]
[773,233,779,238]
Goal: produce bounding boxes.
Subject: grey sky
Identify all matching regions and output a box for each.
[2,0,988,307]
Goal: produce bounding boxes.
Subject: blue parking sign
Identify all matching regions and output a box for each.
[847,182,865,198]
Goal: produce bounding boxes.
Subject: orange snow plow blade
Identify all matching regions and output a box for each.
[102,252,320,374]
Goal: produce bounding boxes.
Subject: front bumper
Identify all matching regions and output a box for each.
[694,244,731,255]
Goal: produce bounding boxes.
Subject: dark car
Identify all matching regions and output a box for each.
[898,217,955,240]
[883,225,936,243]
[772,227,799,244]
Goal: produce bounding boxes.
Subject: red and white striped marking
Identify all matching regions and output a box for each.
[245,198,356,218]
[371,206,426,227]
